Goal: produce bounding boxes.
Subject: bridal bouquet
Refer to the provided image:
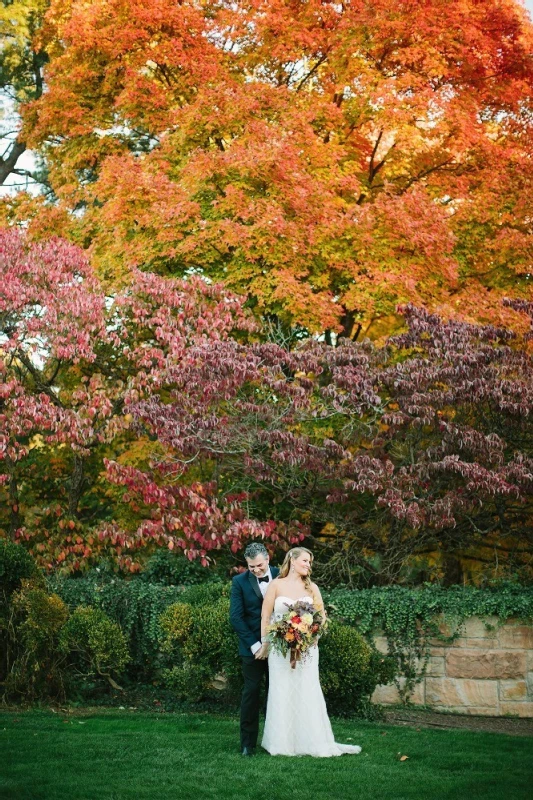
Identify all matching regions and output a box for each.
[267,599,326,669]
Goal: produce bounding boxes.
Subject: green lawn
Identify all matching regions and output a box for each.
[1,710,531,800]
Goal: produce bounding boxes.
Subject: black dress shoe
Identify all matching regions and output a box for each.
[241,746,255,756]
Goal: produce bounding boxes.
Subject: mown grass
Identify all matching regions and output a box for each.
[1,710,531,800]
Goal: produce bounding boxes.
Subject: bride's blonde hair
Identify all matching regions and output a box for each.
[279,547,314,594]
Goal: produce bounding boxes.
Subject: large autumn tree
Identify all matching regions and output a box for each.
[4,0,531,336]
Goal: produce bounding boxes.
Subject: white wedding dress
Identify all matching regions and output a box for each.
[261,596,362,757]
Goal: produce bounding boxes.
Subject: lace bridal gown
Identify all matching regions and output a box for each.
[261,595,362,757]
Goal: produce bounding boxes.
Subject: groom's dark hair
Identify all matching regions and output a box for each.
[244,543,269,560]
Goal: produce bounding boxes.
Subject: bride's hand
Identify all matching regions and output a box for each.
[254,643,269,660]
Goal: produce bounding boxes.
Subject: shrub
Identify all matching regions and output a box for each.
[49,575,184,677]
[178,581,229,607]
[49,576,233,689]
[4,581,69,700]
[159,602,193,653]
[1,548,132,701]
[0,539,40,601]
[159,593,240,702]
[161,662,214,702]
[59,606,130,689]
[319,621,395,716]
[159,593,393,713]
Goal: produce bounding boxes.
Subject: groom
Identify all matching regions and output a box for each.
[229,542,279,756]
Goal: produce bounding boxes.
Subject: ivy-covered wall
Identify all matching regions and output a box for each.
[326,585,533,717]
[372,616,533,717]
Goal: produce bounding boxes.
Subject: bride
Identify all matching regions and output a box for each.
[258,547,362,757]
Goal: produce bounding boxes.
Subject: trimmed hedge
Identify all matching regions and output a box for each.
[320,621,395,716]
[325,583,533,632]
[48,577,394,713]
[158,586,390,713]
[0,539,519,710]
[47,574,185,677]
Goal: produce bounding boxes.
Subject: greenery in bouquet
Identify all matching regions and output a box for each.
[267,599,326,669]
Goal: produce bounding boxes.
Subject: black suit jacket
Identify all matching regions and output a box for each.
[229,567,280,657]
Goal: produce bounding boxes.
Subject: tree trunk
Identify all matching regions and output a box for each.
[337,309,362,342]
[7,459,22,538]
[68,455,85,518]
[442,552,464,586]
[0,139,27,186]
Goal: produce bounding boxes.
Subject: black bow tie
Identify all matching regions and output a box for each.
[257,575,269,583]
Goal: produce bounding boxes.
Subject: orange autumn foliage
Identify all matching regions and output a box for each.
[14,0,533,335]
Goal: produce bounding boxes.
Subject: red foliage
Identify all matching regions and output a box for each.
[0,228,282,571]
[121,300,533,581]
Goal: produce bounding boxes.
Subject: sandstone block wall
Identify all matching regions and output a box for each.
[371,616,533,717]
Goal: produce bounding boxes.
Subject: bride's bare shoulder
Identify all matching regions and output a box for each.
[272,576,292,595]
[267,576,282,593]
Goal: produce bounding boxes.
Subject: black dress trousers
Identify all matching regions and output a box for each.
[240,655,269,749]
